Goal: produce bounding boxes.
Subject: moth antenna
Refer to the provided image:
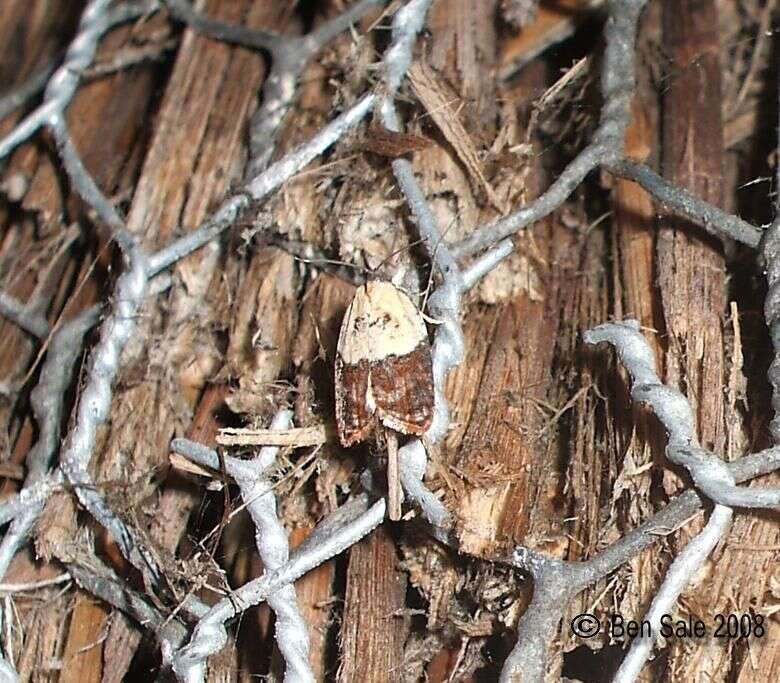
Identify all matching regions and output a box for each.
[266,237,373,285]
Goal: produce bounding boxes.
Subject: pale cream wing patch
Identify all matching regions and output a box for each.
[337,281,427,365]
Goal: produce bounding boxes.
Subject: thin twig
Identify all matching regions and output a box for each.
[453,0,648,260]
[216,424,329,447]
[170,413,315,682]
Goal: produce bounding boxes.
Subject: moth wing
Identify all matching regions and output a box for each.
[335,294,376,446]
[370,344,434,436]
[335,354,376,446]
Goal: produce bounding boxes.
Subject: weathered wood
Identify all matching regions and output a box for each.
[433,61,563,561]
[499,0,604,79]
[0,0,88,466]
[338,525,408,683]
[59,596,109,683]
[1,8,161,462]
[658,0,727,459]
[661,0,727,580]
[650,3,763,681]
[15,599,66,681]
[446,297,555,557]
[0,2,175,675]
[290,540,334,681]
[264,525,336,683]
[221,247,299,679]
[614,99,657,331]
[428,0,500,126]
[100,384,228,683]
[586,47,668,644]
[735,617,780,681]
[224,248,298,416]
[82,0,295,677]
[3,2,780,681]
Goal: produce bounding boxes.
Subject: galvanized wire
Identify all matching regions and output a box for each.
[1,2,780,682]
[170,412,314,683]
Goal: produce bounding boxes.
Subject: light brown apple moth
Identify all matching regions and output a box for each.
[335,281,434,519]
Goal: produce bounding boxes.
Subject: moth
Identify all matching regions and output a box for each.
[335,281,434,520]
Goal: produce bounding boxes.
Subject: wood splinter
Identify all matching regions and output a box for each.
[334,281,434,520]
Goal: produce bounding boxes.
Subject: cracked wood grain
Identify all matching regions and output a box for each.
[657,0,727,462]
[408,60,506,213]
[90,0,296,678]
[338,524,408,683]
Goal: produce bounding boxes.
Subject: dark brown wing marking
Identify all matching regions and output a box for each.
[335,355,376,446]
[370,343,434,436]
